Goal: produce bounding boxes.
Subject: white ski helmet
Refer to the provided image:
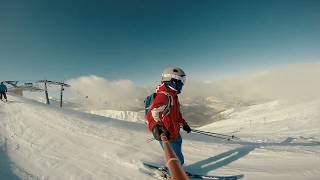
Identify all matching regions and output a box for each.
[161,67,186,84]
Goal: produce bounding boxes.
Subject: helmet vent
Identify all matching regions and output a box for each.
[173,69,178,72]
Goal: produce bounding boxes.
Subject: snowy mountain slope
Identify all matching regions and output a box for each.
[201,100,320,142]
[186,100,320,180]
[87,110,145,123]
[0,96,156,180]
[1,95,320,180]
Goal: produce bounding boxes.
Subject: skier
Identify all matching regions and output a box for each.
[0,82,8,102]
[146,67,191,170]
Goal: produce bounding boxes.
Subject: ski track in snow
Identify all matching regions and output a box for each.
[0,95,320,180]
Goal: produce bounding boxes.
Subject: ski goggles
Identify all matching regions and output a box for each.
[162,73,186,84]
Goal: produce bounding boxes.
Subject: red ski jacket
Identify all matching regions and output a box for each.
[146,83,188,141]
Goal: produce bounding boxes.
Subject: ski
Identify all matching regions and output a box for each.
[142,162,168,179]
[142,162,243,180]
[186,173,243,180]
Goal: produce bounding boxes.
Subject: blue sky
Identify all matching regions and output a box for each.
[0,0,319,85]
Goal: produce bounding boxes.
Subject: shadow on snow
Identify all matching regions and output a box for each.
[186,145,253,176]
[184,136,320,178]
[0,139,20,180]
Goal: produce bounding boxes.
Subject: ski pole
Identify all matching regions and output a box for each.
[197,131,233,141]
[146,137,155,143]
[192,129,234,137]
[191,129,239,140]
[194,129,239,140]
[191,130,235,141]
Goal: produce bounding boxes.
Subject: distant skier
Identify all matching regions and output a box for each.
[146,67,191,168]
[0,82,8,102]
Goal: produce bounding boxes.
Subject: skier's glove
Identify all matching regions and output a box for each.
[183,124,191,133]
[152,124,170,141]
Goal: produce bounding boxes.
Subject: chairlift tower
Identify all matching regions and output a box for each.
[59,82,70,108]
[37,80,70,107]
[37,80,50,104]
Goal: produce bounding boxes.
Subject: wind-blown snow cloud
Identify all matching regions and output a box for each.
[67,75,150,110]
[182,63,320,104]
[66,63,320,114]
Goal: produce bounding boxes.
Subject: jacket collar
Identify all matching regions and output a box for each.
[156,82,177,96]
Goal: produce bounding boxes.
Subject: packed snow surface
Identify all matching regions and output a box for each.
[87,110,145,123]
[0,95,320,180]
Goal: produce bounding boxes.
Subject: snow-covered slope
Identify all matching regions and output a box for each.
[201,100,320,142]
[0,96,156,180]
[88,110,145,123]
[1,95,320,180]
